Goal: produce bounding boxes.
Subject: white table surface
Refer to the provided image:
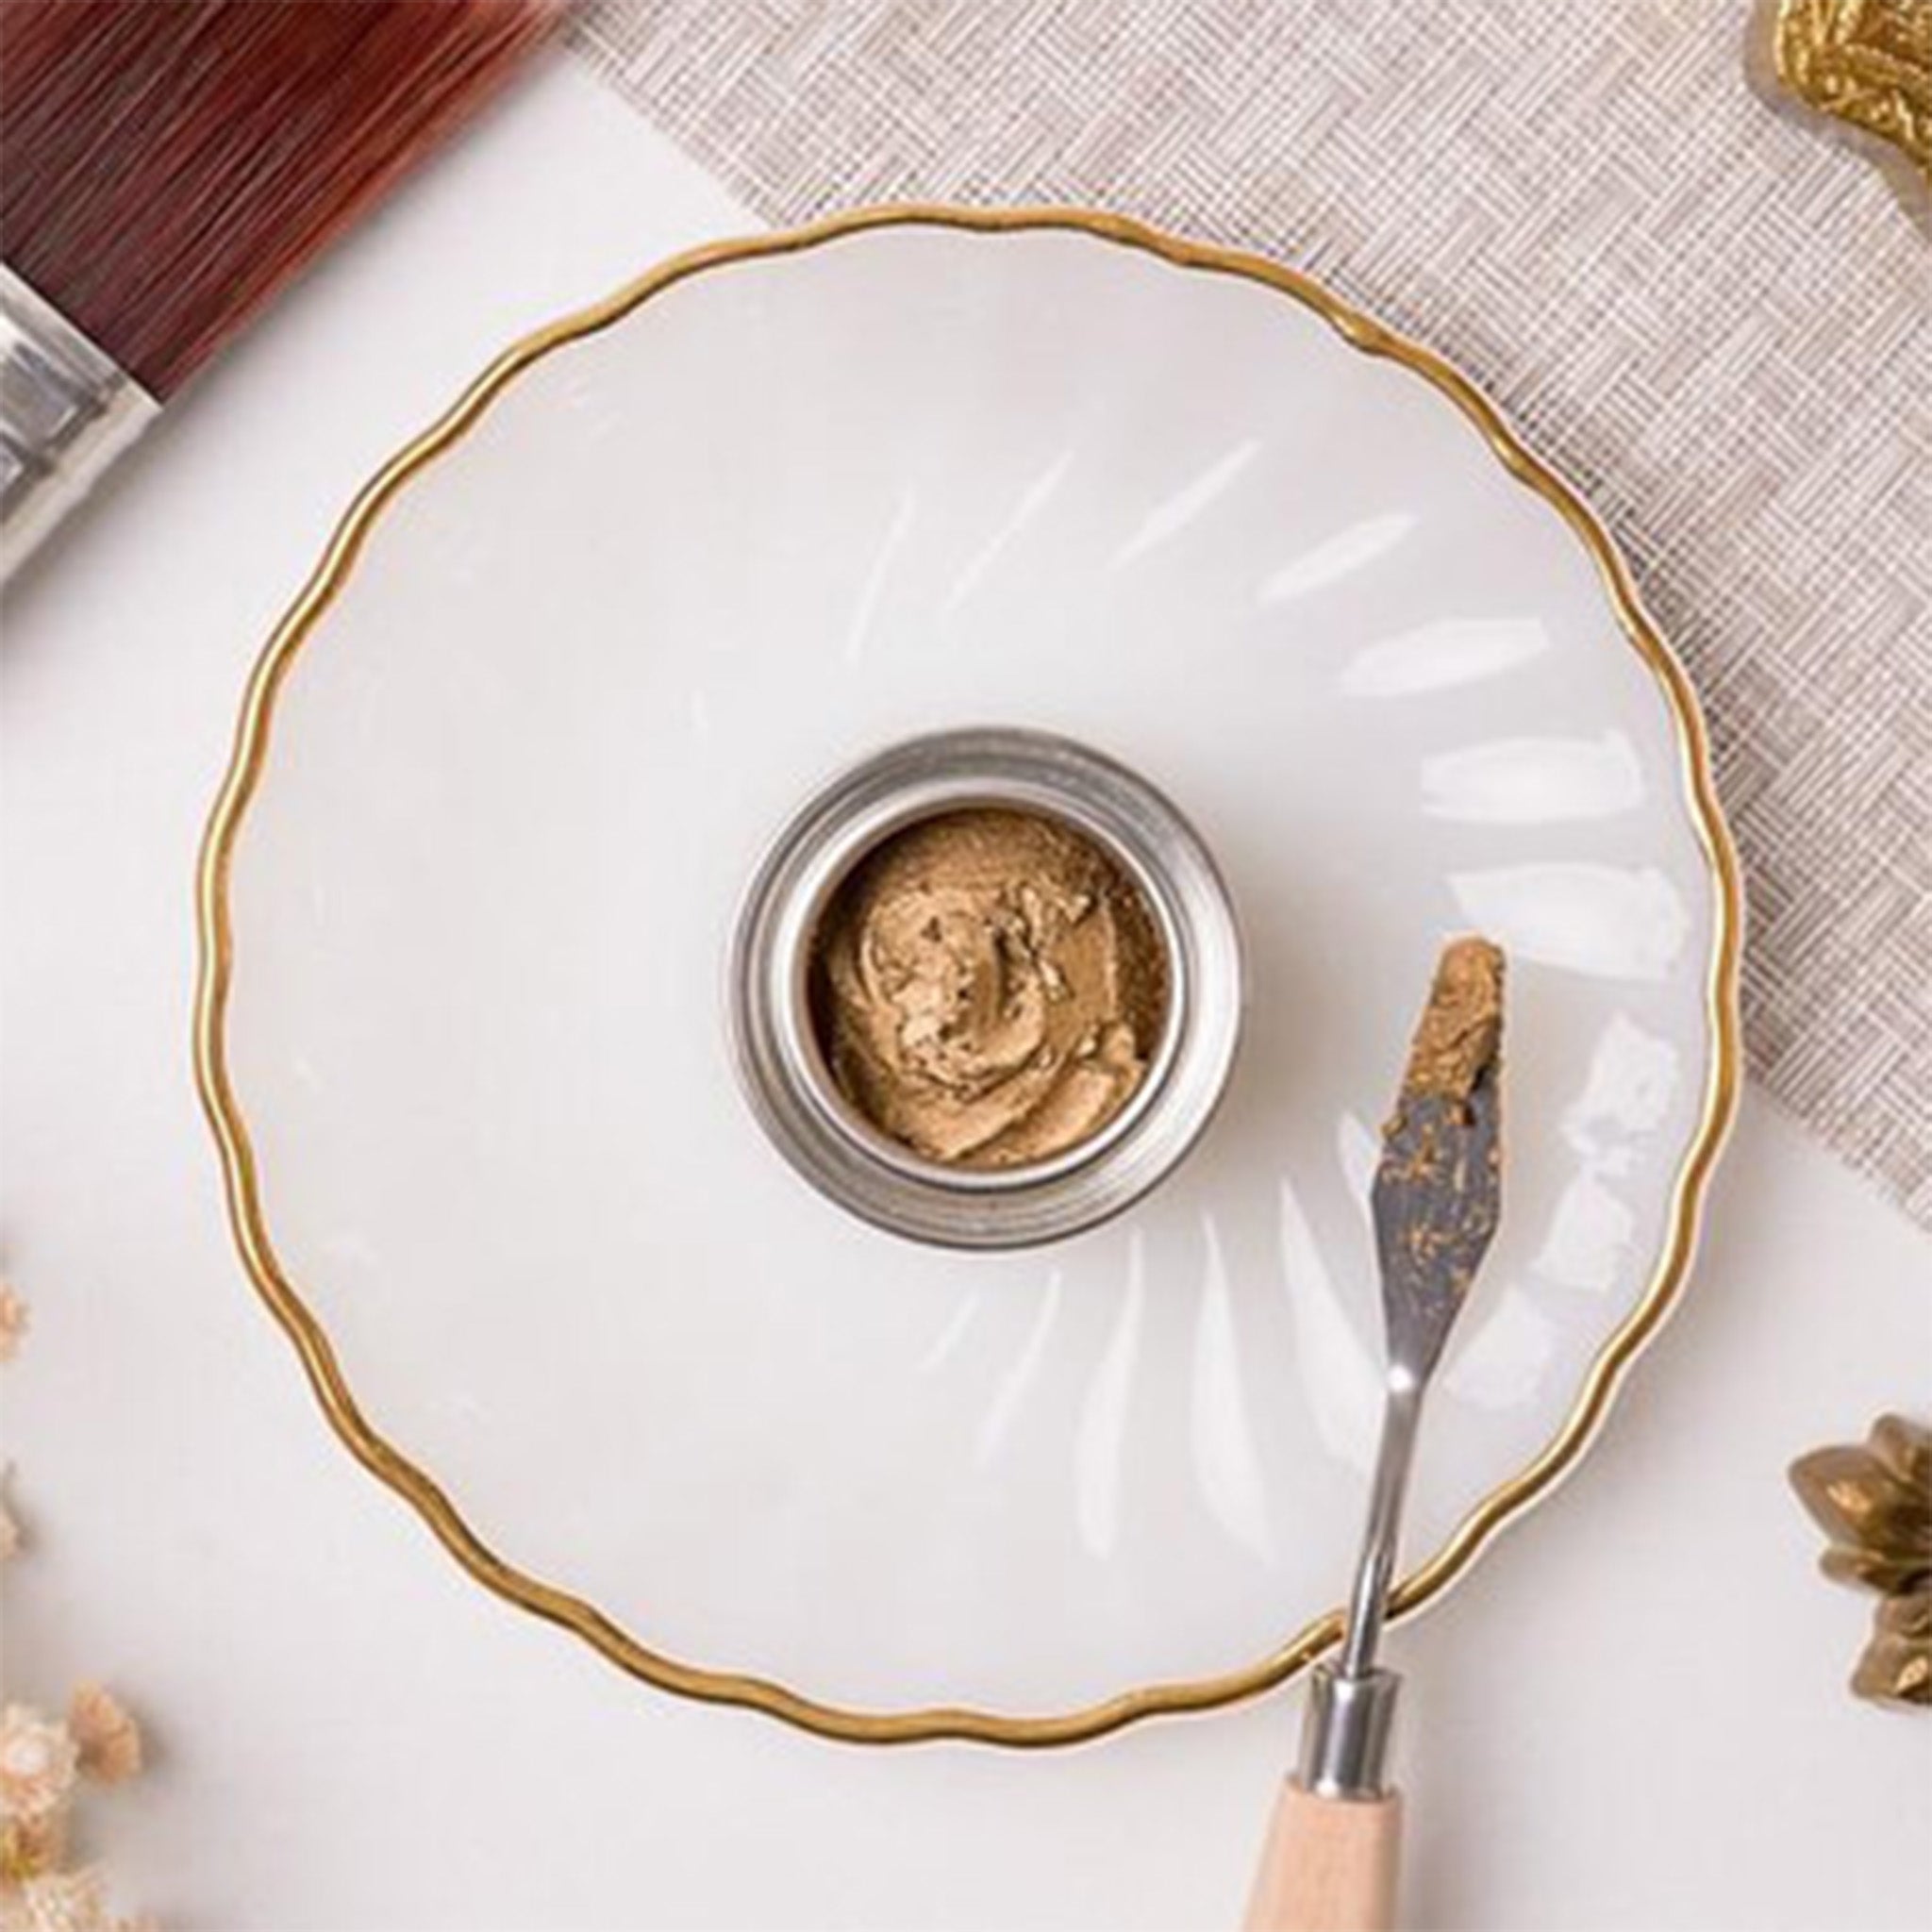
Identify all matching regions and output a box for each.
[3,57,1928,1932]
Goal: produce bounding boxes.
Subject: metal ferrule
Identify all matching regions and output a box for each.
[1298,1662,1402,1800]
[0,265,158,582]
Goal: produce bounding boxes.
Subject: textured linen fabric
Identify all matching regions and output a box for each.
[568,0,1932,1225]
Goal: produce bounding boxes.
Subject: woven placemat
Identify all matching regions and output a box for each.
[571,0,1932,1227]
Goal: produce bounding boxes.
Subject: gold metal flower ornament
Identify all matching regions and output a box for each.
[1772,0,1932,186]
[1790,1413,1932,1707]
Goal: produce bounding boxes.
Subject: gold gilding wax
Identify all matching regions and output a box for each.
[809,808,1169,1169]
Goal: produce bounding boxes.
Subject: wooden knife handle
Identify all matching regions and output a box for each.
[1241,1779,1402,1932]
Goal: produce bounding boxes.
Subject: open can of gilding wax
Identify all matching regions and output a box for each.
[729,726,1244,1248]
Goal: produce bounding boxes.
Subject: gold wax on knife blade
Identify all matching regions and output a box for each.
[1392,936,1505,1114]
[1374,936,1506,1313]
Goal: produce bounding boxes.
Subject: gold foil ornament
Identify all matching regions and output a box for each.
[1772,0,1932,186]
[1790,1413,1932,1708]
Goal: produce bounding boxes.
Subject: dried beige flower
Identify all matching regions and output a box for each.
[0,1284,25,1365]
[0,1277,152,1927]
[0,1862,155,1932]
[4,1866,157,1932]
[67,1690,141,1789]
[1,1809,68,1887]
[6,1865,107,1932]
[0,1707,77,1824]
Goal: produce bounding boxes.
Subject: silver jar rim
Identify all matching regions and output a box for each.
[728,726,1243,1248]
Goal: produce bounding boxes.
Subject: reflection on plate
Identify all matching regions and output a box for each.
[195,208,1740,1745]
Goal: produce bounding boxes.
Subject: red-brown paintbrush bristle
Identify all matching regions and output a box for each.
[0,0,560,398]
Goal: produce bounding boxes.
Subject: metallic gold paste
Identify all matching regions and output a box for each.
[809,808,1168,1168]
[1374,937,1506,1307]
[1396,937,1505,1110]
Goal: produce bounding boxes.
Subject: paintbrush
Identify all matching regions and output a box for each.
[0,0,561,581]
[1245,937,1505,1932]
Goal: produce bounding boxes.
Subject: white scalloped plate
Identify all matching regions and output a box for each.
[198,209,1740,1745]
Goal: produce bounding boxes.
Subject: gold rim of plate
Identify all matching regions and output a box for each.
[192,205,1745,1749]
